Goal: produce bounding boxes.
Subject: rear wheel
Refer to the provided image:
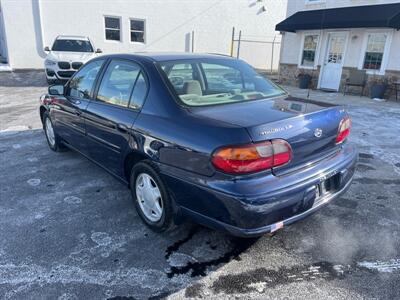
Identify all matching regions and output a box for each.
[130,161,175,232]
[43,112,65,152]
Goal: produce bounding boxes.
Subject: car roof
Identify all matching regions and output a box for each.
[99,52,237,63]
[56,35,90,41]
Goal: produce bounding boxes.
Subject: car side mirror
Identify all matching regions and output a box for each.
[48,84,64,96]
[44,46,50,52]
[96,48,102,53]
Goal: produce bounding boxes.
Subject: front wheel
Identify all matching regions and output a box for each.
[43,112,65,152]
[130,161,175,232]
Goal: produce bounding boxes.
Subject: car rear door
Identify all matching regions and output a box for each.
[84,58,148,177]
[54,59,105,153]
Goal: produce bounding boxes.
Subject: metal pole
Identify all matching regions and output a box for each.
[236,30,242,59]
[230,27,235,57]
[277,33,284,84]
[271,35,276,74]
[191,30,194,53]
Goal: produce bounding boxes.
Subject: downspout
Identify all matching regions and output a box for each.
[31,0,46,60]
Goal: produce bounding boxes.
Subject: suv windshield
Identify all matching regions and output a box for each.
[159,58,286,106]
[52,39,93,52]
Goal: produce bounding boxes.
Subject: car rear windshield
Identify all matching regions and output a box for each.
[158,58,286,106]
[52,39,93,52]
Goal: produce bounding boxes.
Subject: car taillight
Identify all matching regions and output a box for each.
[336,116,351,144]
[211,139,292,174]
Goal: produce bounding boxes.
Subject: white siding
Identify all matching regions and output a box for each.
[280,0,400,73]
[1,0,287,69]
[1,1,41,69]
[387,30,400,71]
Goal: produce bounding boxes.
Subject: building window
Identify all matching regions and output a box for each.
[363,33,387,71]
[301,34,319,67]
[104,16,121,41]
[130,19,145,43]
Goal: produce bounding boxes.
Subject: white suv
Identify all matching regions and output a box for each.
[44,35,102,84]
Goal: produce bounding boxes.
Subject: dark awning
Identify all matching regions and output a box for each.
[276,3,400,32]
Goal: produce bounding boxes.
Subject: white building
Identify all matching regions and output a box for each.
[0,0,287,71]
[276,0,400,96]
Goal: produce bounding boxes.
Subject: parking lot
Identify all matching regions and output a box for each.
[0,71,399,299]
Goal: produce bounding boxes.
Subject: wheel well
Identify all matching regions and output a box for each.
[40,106,47,125]
[124,152,147,183]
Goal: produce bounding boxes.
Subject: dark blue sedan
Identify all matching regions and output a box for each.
[39,53,357,237]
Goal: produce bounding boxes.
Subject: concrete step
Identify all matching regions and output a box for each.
[0,64,12,72]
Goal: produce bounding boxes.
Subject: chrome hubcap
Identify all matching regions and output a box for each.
[135,173,163,222]
[45,118,55,146]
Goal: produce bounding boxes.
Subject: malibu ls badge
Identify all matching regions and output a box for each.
[260,124,293,136]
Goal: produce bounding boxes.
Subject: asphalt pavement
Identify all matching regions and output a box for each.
[0,72,399,299]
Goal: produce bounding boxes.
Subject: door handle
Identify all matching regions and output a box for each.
[116,123,128,132]
[74,110,82,116]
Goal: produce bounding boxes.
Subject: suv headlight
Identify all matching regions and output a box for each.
[45,60,56,66]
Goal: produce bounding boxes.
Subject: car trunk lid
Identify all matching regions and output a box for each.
[190,96,347,173]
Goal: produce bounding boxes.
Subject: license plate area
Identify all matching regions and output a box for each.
[314,174,340,206]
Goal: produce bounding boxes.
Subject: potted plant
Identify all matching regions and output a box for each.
[369,72,388,99]
[296,71,312,89]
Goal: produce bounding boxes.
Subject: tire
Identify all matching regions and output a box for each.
[130,160,175,232]
[43,111,65,152]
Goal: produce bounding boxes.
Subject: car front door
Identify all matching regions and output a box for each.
[54,59,105,153]
[85,59,148,177]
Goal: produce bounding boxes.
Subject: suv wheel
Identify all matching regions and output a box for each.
[130,161,175,232]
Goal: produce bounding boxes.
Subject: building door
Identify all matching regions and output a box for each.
[319,32,348,91]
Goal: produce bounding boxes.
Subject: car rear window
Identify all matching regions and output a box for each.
[52,39,93,52]
[158,58,286,106]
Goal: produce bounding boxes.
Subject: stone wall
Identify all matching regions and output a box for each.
[278,64,321,89]
[279,63,399,99]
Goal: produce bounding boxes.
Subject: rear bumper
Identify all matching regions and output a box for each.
[181,172,354,237]
[159,142,358,237]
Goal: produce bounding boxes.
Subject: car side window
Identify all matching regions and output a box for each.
[129,72,148,110]
[67,59,104,99]
[97,60,140,107]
